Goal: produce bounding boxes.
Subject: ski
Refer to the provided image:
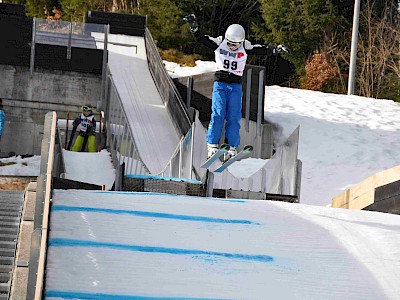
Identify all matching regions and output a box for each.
[66,123,78,151]
[201,143,230,169]
[213,145,253,173]
[81,132,89,152]
[64,112,69,149]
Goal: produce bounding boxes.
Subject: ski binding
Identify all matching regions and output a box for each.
[213,145,253,173]
[201,143,230,169]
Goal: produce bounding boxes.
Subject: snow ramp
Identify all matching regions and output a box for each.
[44,189,400,299]
[103,33,181,174]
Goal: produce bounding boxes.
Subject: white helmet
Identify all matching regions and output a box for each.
[225,24,245,43]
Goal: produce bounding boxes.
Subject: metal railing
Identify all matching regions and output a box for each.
[106,77,150,176]
[144,27,191,136]
[104,26,198,180]
[213,126,301,199]
[105,73,201,180]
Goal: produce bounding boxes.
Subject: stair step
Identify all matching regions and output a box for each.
[0,235,16,242]
[0,242,16,250]
[0,207,21,213]
[0,211,20,218]
[0,273,10,283]
[0,216,20,223]
[0,227,18,235]
[0,257,14,266]
[0,282,10,292]
[0,221,20,228]
[0,266,12,273]
[0,248,15,257]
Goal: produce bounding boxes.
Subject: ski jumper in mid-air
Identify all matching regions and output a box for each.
[184,14,289,161]
[72,105,97,152]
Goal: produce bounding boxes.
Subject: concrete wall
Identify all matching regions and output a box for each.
[0,64,102,156]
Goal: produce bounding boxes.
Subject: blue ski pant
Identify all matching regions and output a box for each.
[206,81,242,147]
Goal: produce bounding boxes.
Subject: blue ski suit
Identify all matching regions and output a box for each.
[194,33,277,148]
[0,109,4,137]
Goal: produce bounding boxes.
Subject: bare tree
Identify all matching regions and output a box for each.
[326,0,399,99]
[356,0,399,98]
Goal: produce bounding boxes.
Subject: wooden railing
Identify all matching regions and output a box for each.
[331,165,400,209]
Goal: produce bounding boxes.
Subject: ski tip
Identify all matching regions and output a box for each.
[220,143,230,150]
[243,145,253,152]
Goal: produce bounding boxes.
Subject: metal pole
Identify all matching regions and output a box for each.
[189,121,195,180]
[178,141,183,178]
[67,22,72,60]
[348,0,361,95]
[30,18,36,75]
[245,68,252,132]
[257,69,265,136]
[100,24,109,110]
[187,76,193,108]
[206,171,214,197]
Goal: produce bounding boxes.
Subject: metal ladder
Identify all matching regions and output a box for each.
[0,191,23,300]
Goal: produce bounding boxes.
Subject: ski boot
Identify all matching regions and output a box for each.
[223,146,237,163]
[207,144,219,159]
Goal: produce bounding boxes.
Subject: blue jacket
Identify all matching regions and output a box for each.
[0,110,4,136]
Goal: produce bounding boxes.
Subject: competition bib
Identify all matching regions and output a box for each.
[80,114,95,132]
[214,40,247,76]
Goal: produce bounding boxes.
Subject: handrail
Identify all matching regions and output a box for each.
[107,76,151,175]
[105,27,197,179]
[25,112,58,299]
[144,27,191,136]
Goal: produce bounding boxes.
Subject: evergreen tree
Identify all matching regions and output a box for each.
[258,0,347,69]
[139,0,186,49]
[60,0,90,21]
[25,0,60,18]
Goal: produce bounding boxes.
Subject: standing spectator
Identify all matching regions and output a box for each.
[0,99,5,149]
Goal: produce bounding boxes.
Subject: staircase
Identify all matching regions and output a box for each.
[0,191,24,300]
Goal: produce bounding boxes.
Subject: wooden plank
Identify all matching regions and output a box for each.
[331,165,400,209]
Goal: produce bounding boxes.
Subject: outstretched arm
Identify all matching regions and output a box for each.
[245,41,290,56]
[183,14,220,51]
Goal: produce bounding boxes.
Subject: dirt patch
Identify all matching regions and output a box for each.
[0,177,35,191]
[0,161,17,167]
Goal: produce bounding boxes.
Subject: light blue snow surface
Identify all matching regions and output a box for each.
[44,189,400,299]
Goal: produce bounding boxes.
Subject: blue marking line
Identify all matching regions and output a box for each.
[125,174,203,184]
[51,205,258,225]
[49,238,274,263]
[45,290,227,300]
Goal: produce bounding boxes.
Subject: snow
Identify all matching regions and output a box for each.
[62,149,115,190]
[45,190,400,299]
[166,60,400,206]
[0,155,41,176]
[1,59,400,299]
[4,61,400,206]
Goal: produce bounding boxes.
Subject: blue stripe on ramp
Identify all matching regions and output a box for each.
[49,238,274,263]
[45,290,227,300]
[51,205,258,225]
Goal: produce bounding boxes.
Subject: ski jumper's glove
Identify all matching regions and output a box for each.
[276,44,290,54]
[183,14,199,34]
[73,117,80,127]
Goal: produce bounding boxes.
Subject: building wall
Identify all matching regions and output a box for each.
[0,64,102,155]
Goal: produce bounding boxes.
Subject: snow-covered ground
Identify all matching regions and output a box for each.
[1,59,400,299]
[45,189,400,299]
[166,60,400,206]
[3,61,400,206]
